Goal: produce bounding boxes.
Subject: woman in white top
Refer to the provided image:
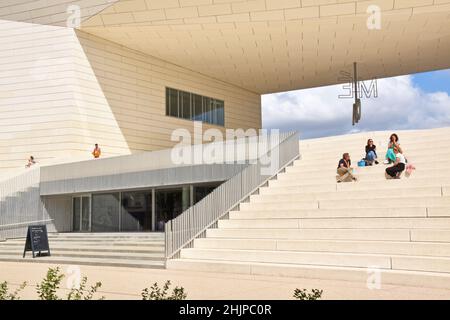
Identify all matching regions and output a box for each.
[385,147,406,179]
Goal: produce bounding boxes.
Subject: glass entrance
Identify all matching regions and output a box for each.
[155,187,190,231]
[121,191,152,231]
[72,196,91,232]
[91,193,120,232]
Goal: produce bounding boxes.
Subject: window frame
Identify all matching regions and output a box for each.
[165,87,225,127]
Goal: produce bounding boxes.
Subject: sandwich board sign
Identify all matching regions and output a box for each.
[23,225,51,258]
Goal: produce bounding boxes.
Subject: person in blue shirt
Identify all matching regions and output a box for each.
[365,139,379,165]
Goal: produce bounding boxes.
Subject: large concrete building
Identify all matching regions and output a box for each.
[1,0,450,173]
[1,1,450,291]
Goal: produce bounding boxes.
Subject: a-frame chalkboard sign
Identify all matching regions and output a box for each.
[23,225,51,258]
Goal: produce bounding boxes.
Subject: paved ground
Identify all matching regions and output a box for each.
[1,261,449,300]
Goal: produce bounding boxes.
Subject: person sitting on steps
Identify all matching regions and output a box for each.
[337,153,357,183]
[365,139,379,165]
[25,155,36,168]
[384,133,402,164]
[385,147,406,179]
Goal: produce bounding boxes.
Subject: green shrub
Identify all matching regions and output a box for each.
[36,267,64,300]
[36,267,103,300]
[67,276,103,300]
[0,281,27,300]
[293,288,323,300]
[142,280,187,300]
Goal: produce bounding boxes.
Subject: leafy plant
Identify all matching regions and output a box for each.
[36,267,64,300]
[35,267,104,300]
[67,276,104,300]
[142,280,187,300]
[293,288,323,300]
[0,281,27,300]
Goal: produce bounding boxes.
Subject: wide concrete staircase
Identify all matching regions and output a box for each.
[0,233,165,269]
[167,127,450,288]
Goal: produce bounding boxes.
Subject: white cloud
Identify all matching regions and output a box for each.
[262,75,450,139]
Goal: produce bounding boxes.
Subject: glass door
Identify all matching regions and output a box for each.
[73,197,81,232]
[121,191,152,231]
[73,196,91,232]
[81,196,91,232]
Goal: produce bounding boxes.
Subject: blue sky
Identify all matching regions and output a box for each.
[262,69,450,139]
[413,70,450,95]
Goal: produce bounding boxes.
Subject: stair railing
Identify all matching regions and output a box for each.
[165,131,300,259]
[0,167,45,239]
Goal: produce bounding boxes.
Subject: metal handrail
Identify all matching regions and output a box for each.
[165,131,300,259]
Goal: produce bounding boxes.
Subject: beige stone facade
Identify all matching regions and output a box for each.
[0,19,261,175]
[1,0,450,174]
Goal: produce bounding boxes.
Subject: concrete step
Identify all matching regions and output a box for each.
[297,152,450,166]
[411,229,450,242]
[0,244,164,253]
[193,238,450,257]
[1,249,164,260]
[0,233,166,269]
[298,136,450,152]
[297,146,450,158]
[47,233,164,240]
[180,248,392,269]
[2,239,164,247]
[208,227,450,242]
[229,207,430,219]
[166,258,450,289]
[268,176,450,189]
[276,168,449,182]
[206,228,412,241]
[239,196,450,211]
[253,186,444,201]
[296,150,450,164]
[263,180,450,195]
[218,217,450,229]
[0,255,166,269]
[289,162,441,172]
[179,248,450,273]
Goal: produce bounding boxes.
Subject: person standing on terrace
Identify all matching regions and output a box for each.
[92,144,101,159]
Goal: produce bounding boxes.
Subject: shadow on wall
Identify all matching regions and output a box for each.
[42,195,73,233]
[74,30,252,155]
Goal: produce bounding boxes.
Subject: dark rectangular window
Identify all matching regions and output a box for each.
[192,94,203,121]
[166,87,224,126]
[167,87,179,118]
[216,100,225,126]
[180,91,191,120]
[203,97,211,123]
